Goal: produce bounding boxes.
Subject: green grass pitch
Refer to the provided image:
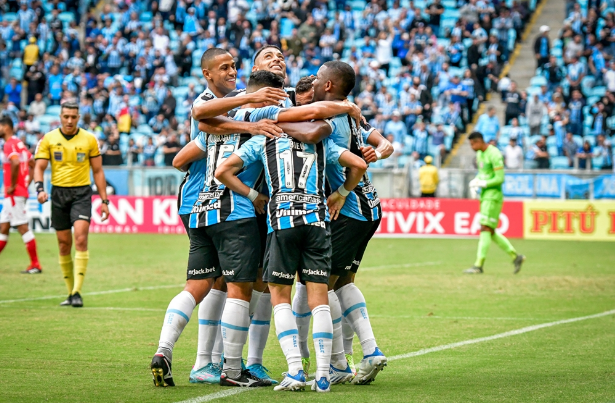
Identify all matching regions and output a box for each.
[1,233,614,402]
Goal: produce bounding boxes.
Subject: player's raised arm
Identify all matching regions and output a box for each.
[277,120,333,144]
[363,128,394,163]
[276,100,361,123]
[198,117,283,139]
[326,141,368,221]
[172,139,206,172]
[192,87,288,120]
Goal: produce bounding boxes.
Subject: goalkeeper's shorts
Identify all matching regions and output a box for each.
[479,199,502,229]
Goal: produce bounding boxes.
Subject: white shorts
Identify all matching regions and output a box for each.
[0,196,29,226]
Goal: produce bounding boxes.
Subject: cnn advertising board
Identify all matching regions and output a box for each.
[375,198,524,238]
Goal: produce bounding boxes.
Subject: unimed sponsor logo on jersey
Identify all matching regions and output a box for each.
[190,201,221,213]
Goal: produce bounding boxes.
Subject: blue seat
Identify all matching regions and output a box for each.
[140,11,152,22]
[529,76,547,87]
[592,156,604,170]
[591,86,607,97]
[551,156,570,169]
[1,12,17,22]
[46,105,62,116]
[58,12,75,23]
[547,145,559,157]
[137,124,153,136]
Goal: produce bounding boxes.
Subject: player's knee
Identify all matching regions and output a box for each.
[184,279,214,303]
[333,274,354,291]
[227,282,253,301]
[74,233,88,250]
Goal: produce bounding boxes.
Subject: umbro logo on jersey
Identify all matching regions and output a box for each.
[302,269,327,277]
[272,271,294,279]
[222,270,235,276]
[188,268,216,275]
[362,184,376,194]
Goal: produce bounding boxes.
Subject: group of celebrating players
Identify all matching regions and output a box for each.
[149,45,394,392]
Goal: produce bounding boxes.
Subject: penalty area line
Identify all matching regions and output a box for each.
[173,308,615,403]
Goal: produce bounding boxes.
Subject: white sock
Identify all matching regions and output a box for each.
[249,290,263,317]
[328,290,346,368]
[292,282,311,359]
[0,234,8,242]
[221,298,250,371]
[336,283,377,357]
[312,305,333,381]
[21,230,35,243]
[273,303,303,376]
[247,292,272,367]
[212,325,224,365]
[342,317,354,355]
[194,289,226,369]
[157,290,196,361]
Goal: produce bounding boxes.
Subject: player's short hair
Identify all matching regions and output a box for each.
[295,76,316,95]
[322,61,355,97]
[60,102,79,112]
[201,47,231,69]
[468,131,484,141]
[247,70,284,91]
[0,116,13,129]
[253,45,282,64]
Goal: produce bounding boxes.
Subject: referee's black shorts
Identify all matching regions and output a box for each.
[51,185,93,231]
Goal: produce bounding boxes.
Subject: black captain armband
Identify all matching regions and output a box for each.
[35,181,44,194]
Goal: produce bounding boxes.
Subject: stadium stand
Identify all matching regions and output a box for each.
[0,0,540,168]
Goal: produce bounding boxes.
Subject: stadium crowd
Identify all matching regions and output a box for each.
[1,0,539,168]
[485,0,615,171]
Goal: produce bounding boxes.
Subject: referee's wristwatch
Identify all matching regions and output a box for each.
[101,199,110,205]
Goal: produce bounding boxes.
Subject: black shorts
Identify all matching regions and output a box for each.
[331,216,381,276]
[51,185,93,231]
[180,214,190,238]
[256,211,268,268]
[187,218,260,283]
[264,223,331,286]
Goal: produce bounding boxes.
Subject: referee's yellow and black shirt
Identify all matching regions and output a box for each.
[34,128,100,187]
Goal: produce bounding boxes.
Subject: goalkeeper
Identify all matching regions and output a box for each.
[465,132,525,274]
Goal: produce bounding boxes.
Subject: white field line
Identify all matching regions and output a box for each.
[173,308,615,403]
[0,262,439,305]
[371,315,552,321]
[0,284,184,304]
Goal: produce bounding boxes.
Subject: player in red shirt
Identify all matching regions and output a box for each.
[0,117,41,273]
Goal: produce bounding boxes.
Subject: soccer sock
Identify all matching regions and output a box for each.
[59,254,74,295]
[157,290,196,361]
[22,231,40,266]
[336,283,378,357]
[328,290,346,368]
[311,305,333,381]
[492,231,518,260]
[474,230,492,267]
[249,290,263,317]
[221,298,250,373]
[247,292,272,367]
[342,317,354,355]
[72,250,89,295]
[292,282,312,359]
[273,303,303,376]
[0,234,8,253]
[194,289,226,369]
[212,324,224,365]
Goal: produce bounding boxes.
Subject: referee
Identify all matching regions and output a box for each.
[33,102,110,307]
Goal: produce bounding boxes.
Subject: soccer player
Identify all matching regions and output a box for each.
[0,117,41,273]
[215,72,369,393]
[464,131,525,274]
[302,61,393,385]
[171,48,284,386]
[33,102,110,307]
[295,76,316,106]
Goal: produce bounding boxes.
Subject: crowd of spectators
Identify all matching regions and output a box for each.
[481,0,615,171]
[0,0,537,167]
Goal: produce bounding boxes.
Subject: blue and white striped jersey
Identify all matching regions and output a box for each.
[234,106,346,233]
[326,117,381,221]
[187,112,264,228]
[178,88,216,216]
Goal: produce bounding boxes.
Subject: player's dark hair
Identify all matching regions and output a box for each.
[247,70,284,90]
[253,45,282,63]
[468,131,484,141]
[0,116,13,129]
[60,102,79,112]
[295,76,316,95]
[323,61,355,97]
[201,47,231,69]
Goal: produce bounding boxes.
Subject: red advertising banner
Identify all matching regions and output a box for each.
[376,198,524,238]
[90,196,186,234]
[85,196,523,238]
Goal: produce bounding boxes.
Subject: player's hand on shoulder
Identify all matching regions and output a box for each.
[343,99,362,129]
[360,146,377,163]
[327,191,347,221]
[250,87,288,104]
[249,119,283,139]
[37,191,48,204]
[252,193,269,215]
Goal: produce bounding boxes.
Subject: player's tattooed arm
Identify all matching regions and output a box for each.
[173,140,206,172]
[198,117,283,139]
[327,151,368,220]
[277,120,332,144]
[363,129,394,163]
[215,154,268,214]
[192,87,288,120]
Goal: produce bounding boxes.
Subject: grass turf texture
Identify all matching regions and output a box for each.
[1,234,614,402]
